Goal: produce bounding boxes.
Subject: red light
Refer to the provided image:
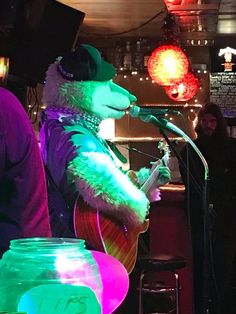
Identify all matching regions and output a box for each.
[164,0,182,5]
[165,72,200,101]
[147,45,189,86]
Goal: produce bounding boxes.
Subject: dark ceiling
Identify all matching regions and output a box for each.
[1,0,235,87]
[58,0,236,45]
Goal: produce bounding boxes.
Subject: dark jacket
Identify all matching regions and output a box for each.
[180,134,236,235]
[0,87,51,257]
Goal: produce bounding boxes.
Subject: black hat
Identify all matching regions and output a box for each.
[57,44,116,81]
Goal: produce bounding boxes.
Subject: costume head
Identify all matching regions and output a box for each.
[43,44,137,120]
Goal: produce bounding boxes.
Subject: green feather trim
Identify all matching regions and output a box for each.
[68,152,149,226]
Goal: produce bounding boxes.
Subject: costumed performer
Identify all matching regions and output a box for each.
[39,44,171,249]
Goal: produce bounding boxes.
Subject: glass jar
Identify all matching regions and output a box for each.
[0,238,102,313]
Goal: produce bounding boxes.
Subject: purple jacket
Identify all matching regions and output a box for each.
[0,87,51,256]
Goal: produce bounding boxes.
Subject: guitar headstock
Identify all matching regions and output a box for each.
[157,140,170,166]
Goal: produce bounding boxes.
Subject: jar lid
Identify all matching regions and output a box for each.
[0,312,27,314]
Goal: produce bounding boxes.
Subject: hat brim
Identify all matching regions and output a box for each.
[95,59,116,81]
[82,44,116,81]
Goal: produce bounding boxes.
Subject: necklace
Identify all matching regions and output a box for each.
[46,106,102,134]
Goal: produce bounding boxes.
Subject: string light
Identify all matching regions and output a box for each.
[114,136,184,142]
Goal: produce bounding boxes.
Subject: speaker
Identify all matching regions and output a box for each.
[0,0,18,26]
[10,0,85,86]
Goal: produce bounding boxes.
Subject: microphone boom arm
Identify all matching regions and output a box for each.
[140,114,213,314]
[140,114,209,180]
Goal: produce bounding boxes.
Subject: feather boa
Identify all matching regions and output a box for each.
[68,152,149,227]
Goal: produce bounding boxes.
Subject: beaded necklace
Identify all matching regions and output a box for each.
[46,106,102,134]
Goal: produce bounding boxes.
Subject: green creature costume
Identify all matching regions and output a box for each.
[40,44,170,239]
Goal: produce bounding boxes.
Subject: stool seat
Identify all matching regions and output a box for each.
[137,254,186,272]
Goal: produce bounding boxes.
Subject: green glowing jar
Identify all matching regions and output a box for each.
[0,238,102,313]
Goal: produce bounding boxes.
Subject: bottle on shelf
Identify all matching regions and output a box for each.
[114,41,124,71]
[133,39,144,71]
[123,40,132,71]
[143,41,152,70]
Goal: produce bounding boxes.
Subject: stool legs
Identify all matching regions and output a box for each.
[138,270,182,314]
[175,272,180,314]
[138,270,145,314]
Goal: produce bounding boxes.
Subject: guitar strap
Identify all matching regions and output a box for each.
[106,140,128,164]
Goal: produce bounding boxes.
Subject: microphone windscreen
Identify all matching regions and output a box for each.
[129,105,140,117]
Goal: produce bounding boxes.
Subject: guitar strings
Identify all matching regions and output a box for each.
[117,144,162,161]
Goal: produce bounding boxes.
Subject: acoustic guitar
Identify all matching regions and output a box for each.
[73,142,170,273]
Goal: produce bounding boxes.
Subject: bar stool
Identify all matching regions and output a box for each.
[137,254,186,314]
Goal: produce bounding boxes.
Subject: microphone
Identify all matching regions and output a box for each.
[129,105,180,117]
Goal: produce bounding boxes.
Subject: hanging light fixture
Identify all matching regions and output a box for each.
[164,71,200,101]
[147,13,190,86]
[147,45,189,86]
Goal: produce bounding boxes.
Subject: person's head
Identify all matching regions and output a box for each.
[195,102,228,139]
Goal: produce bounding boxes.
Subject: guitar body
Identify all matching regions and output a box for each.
[74,141,169,273]
[74,199,149,274]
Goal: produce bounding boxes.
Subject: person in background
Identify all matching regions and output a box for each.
[0,87,51,257]
[179,102,236,314]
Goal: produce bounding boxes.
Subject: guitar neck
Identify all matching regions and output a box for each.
[140,151,169,194]
[140,161,161,194]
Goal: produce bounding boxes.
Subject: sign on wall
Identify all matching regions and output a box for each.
[210,72,236,118]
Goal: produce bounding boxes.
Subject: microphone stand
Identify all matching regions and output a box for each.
[140,114,211,314]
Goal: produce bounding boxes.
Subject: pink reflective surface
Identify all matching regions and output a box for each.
[92,251,129,314]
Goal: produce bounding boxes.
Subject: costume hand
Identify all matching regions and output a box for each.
[155,165,171,187]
